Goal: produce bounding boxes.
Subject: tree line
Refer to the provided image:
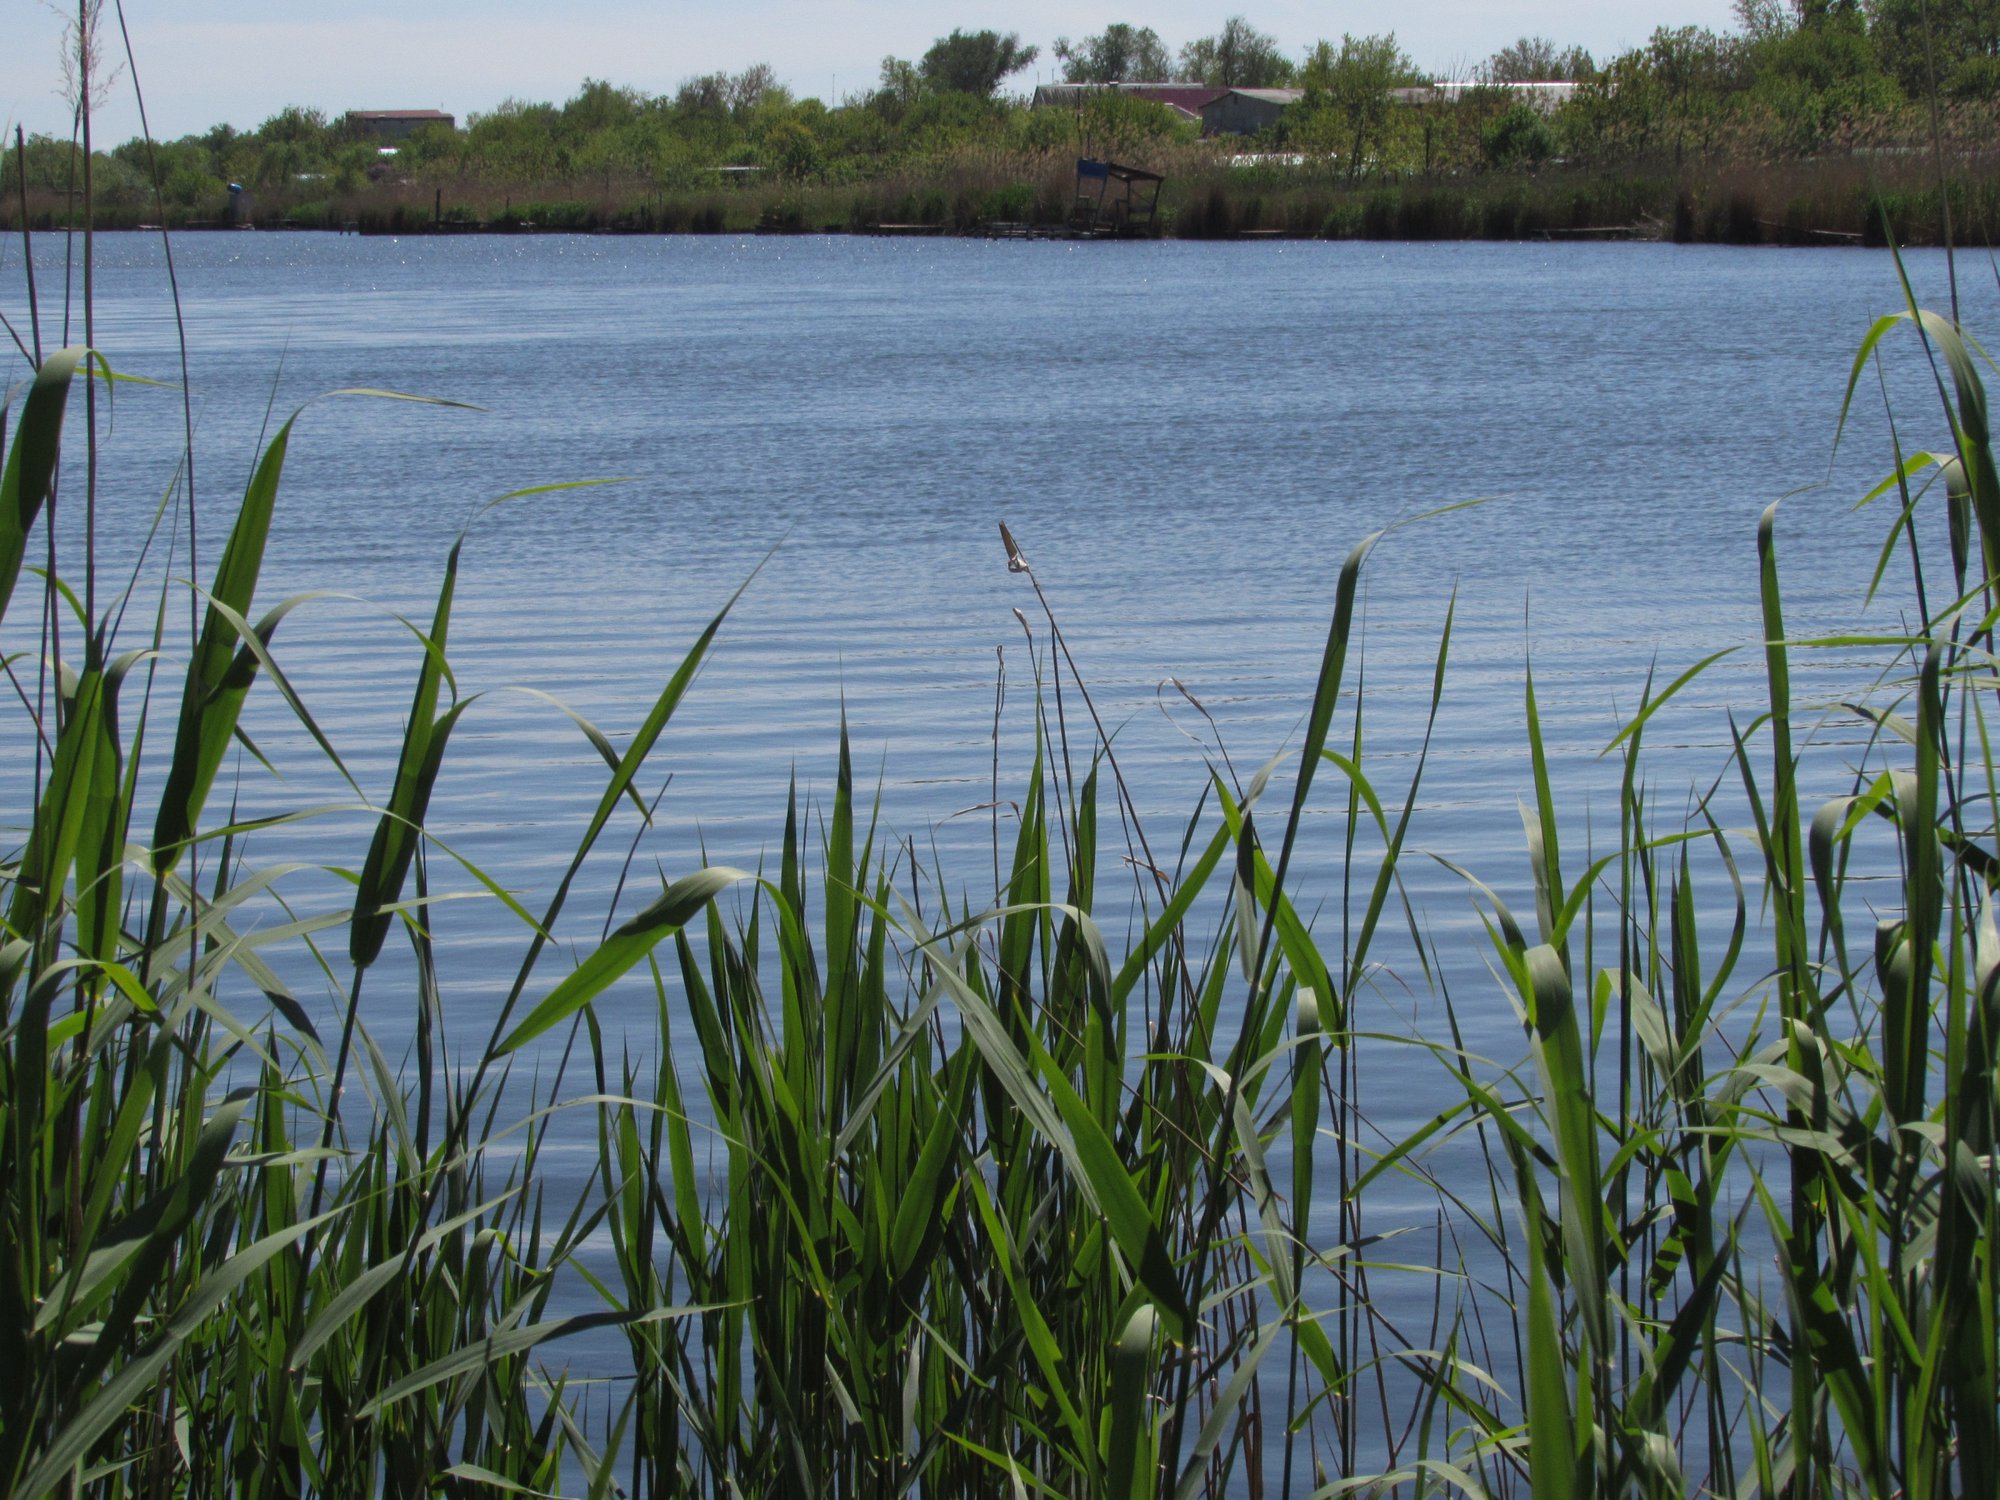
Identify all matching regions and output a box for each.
[4,4,1997,221]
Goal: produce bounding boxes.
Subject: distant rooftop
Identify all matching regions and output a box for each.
[1390,82,1580,113]
[1031,83,1226,116]
[1217,89,1306,105]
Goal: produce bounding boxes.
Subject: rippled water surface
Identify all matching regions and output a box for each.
[1,230,1982,1343]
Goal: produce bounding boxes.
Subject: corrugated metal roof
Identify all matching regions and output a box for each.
[1388,82,1579,114]
[1120,85,1228,112]
[1216,89,1304,105]
[1032,83,1226,113]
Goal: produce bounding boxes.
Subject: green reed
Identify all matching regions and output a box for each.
[3,163,1998,1499]
[0,327,1372,1493]
[1339,284,2000,1499]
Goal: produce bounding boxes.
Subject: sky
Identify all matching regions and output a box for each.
[6,1,1745,145]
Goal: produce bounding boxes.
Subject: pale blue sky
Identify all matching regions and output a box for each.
[7,2,1742,143]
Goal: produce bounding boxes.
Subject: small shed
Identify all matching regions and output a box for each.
[1070,158,1163,236]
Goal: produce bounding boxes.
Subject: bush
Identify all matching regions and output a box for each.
[1482,102,1556,170]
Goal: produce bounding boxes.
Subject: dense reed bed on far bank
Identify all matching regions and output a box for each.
[5,193,2000,1497]
[14,147,2000,245]
[237,152,2000,246]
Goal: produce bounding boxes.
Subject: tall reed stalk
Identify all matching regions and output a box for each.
[2,26,1996,1493]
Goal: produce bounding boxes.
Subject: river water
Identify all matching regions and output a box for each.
[1,230,1984,1475]
[10,232,1967,1010]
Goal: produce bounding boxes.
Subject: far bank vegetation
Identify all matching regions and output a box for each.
[6,4,2000,242]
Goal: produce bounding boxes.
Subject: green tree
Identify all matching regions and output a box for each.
[1736,0,1801,38]
[246,107,334,188]
[896,89,1005,152]
[108,135,225,208]
[817,100,892,160]
[2,133,78,193]
[394,121,462,175]
[672,66,778,121]
[730,64,781,115]
[1487,36,1596,81]
[1657,25,1748,153]
[1178,16,1296,87]
[462,99,563,181]
[1053,23,1173,82]
[257,104,327,145]
[761,117,823,179]
[1559,26,1746,165]
[1745,13,1898,149]
[1297,33,1426,180]
[562,79,643,134]
[1736,0,1869,37]
[327,140,378,194]
[197,122,242,177]
[1481,101,1556,166]
[246,104,333,186]
[871,56,926,120]
[675,73,732,118]
[917,29,1039,97]
[1868,0,2000,96]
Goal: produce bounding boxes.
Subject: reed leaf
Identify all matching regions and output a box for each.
[496,867,752,1054]
[0,346,83,629]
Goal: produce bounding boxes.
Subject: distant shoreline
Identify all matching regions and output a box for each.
[13,160,1989,248]
[62,222,1888,248]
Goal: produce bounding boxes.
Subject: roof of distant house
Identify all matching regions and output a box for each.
[1210,89,1306,106]
[1389,82,1580,112]
[1032,83,1226,114]
[348,110,454,122]
[1120,84,1228,113]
